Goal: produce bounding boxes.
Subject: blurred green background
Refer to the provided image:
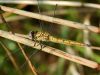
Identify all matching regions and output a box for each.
[0,0,100,75]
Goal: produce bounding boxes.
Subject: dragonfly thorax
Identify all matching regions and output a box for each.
[35,32,49,41]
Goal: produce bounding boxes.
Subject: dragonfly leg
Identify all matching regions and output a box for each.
[33,38,46,50]
[33,40,38,47]
[39,41,46,51]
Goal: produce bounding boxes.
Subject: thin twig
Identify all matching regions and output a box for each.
[0,30,99,70]
[0,1,100,9]
[0,41,23,75]
[17,43,38,75]
[0,5,99,33]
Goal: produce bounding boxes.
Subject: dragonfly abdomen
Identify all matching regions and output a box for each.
[49,36,85,46]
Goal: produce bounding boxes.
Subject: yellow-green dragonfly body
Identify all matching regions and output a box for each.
[30,31,87,47]
[16,31,100,50]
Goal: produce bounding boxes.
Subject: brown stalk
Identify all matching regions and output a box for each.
[0,5,99,33]
[0,30,100,70]
[17,43,38,75]
[0,41,22,75]
[0,8,96,23]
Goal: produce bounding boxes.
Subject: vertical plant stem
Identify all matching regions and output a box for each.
[17,43,38,75]
[0,41,23,75]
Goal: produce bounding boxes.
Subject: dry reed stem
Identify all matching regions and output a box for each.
[0,5,99,33]
[0,30,99,70]
[0,41,22,75]
[17,43,38,75]
[0,9,95,23]
[0,1,100,9]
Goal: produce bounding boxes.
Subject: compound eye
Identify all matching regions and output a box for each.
[32,31,38,35]
[31,31,34,34]
[28,31,37,39]
[30,31,38,35]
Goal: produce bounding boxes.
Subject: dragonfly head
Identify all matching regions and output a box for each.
[29,31,38,40]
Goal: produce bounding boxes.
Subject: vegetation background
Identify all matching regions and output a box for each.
[0,0,100,75]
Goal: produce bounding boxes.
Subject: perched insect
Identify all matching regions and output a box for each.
[27,31,100,50]
[30,31,87,46]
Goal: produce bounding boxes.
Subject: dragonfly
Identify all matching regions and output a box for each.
[27,31,100,50]
[30,31,85,46]
[19,0,100,69]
